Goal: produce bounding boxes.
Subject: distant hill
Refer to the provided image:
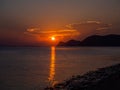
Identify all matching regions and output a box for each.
[57,34,120,46]
[58,40,81,46]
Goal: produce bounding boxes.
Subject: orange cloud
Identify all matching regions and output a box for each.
[24,20,112,41]
[65,21,112,38]
[67,21,111,30]
[24,27,80,41]
[86,21,101,24]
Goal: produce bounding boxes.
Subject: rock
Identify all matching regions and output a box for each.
[45,64,120,90]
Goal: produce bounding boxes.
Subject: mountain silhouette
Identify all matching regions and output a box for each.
[58,39,81,46]
[57,34,120,46]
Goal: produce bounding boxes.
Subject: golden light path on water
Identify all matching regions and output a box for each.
[48,46,56,86]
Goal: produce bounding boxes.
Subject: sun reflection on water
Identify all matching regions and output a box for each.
[48,46,56,86]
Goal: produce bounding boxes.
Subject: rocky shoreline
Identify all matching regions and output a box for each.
[45,64,120,90]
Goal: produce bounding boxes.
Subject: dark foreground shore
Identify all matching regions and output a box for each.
[45,64,120,90]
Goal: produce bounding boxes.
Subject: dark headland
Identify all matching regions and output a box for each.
[57,34,120,46]
[45,64,120,90]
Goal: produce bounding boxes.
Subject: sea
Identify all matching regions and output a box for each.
[0,47,120,90]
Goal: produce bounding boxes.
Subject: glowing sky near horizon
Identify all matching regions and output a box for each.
[0,0,120,45]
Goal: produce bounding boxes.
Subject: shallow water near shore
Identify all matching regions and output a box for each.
[0,47,120,90]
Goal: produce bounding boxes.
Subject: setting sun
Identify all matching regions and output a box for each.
[51,36,55,41]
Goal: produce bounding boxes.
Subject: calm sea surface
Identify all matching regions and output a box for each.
[0,47,120,90]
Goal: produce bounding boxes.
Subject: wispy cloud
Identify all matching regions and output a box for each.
[24,20,112,40]
[65,21,111,36]
[25,27,80,39]
[64,20,112,39]
[86,21,101,24]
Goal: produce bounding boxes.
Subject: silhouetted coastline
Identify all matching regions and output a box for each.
[45,63,120,90]
[57,34,120,46]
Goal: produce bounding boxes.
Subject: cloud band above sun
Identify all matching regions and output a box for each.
[24,27,80,41]
[24,20,112,42]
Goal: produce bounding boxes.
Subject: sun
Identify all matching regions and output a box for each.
[51,36,55,41]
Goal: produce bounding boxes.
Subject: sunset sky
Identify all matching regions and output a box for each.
[0,0,120,46]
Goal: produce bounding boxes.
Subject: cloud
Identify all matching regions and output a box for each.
[86,21,101,24]
[66,21,111,30]
[25,27,80,39]
[96,27,109,30]
[65,21,112,38]
[24,20,112,40]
